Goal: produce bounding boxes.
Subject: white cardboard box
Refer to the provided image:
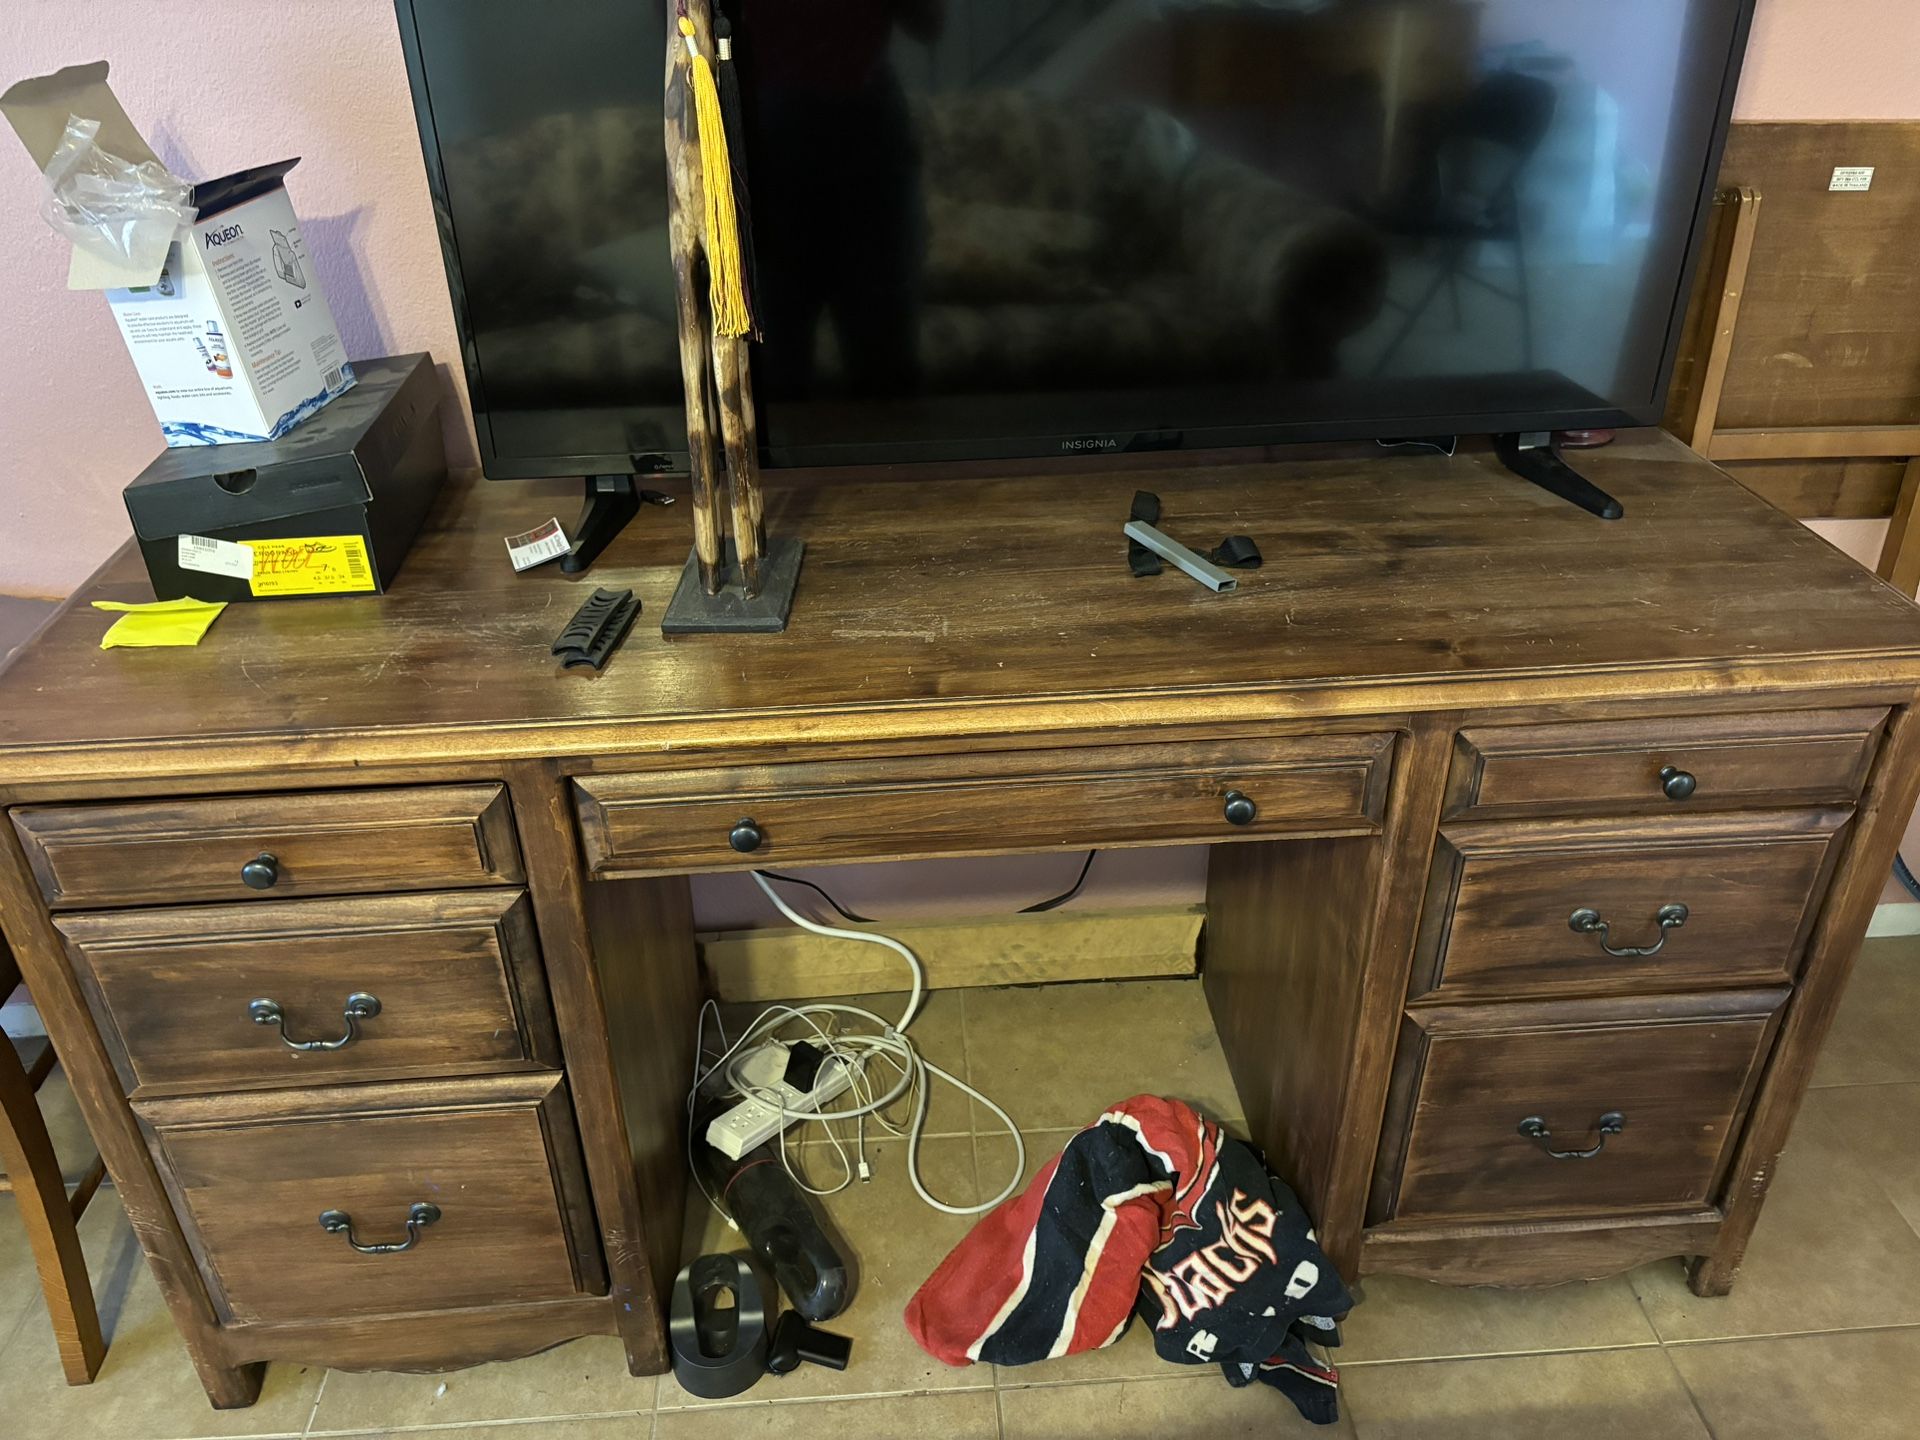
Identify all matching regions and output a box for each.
[105,170,356,444]
[1,61,355,445]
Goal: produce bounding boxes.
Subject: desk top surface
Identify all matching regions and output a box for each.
[6,430,1920,783]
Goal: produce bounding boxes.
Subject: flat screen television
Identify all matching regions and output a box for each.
[395,0,1755,478]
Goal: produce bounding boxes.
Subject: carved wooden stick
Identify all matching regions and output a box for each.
[712,335,765,595]
[736,334,767,553]
[664,0,724,594]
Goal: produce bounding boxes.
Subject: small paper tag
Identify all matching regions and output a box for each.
[1831,166,1875,192]
[177,533,255,582]
[506,517,571,572]
[243,536,377,596]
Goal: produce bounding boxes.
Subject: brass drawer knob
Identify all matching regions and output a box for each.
[248,992,382,1052]
[319,1201,441,1255]
[1568,904,1688,958]
[1659,765,1697,801]
[1222,791,1258,827]
[1518,1112,1625,1160]
[729,818,765,854]
[239,852,282,890]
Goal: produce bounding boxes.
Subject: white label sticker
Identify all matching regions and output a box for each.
[177,533,255,581]
[505,517,571,572]
[1831,166,1876,192]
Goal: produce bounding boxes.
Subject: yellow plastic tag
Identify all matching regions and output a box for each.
[242,536,377,597]
[93,598,228,649]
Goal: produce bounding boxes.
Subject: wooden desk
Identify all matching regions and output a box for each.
[3,430,1919,1408]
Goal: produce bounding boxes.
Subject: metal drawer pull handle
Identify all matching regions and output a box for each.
[248,992,382,1051]
[1518,1112,1625,1160]
[318,1202,441,1254]
[1222,790,1258,826]
[1568,903,1689,957]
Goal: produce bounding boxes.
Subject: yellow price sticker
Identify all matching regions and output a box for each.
[243,536,377,597]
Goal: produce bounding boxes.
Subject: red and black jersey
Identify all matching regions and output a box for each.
[904,1095,1352,1425]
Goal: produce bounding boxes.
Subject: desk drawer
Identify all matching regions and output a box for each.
[1444,709,1885,821]
[140,1074,604,1324]
[58,891,558,1096]
[1409,811,1847,1002]
[1376,991,1785,1224]
[574,734,1395,876]
[12,785,524,910]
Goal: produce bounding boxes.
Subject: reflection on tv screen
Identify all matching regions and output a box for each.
[406,0,1747,470]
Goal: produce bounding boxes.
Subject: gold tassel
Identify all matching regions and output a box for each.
[680,14,752,337]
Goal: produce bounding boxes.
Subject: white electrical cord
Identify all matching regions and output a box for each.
[686,873,1025,1221]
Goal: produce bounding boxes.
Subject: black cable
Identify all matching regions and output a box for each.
[755,870,875,925]
[1019,850,1098,914]
[1896,853,1920,903]
[758,849,1098,926]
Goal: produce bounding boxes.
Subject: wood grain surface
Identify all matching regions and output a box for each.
[58,890,559,1096]
[1411,810,1849,1002]
[1377,990,1786,1224]
[1444,708,1885,820]
[575,733,1392,876]
[12,784,523,910]
[6,431,1920,783]
[141,1073,603,1326]
[1705,124,1920,434]
[4,432,1920,1398]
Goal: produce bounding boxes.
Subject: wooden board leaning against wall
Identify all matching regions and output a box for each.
[1666,122,1920,597]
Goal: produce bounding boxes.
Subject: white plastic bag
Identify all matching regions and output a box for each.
[38,113,192,277]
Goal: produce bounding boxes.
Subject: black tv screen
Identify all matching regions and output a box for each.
[396,0,1755,477]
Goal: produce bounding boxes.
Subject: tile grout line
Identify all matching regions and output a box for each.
[300,1367,330,1438]
[1335,1339,1662,1371]
[961,985,985,1222]
[1654,1317,1920,1349]
[1800,1081,1920,1249]
[1626,1259,1673,1356]
[303,1407,656,1437]
[657,1382,995,1417]
[1657,1344,1723,1440]
[0,1285,36,1373]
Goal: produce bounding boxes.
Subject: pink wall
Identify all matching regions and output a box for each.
[0,0,475,599]
[1734,0,1920,122]
[1,0,1915,926]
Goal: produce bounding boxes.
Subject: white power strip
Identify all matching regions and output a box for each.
[705,1041,856,1161]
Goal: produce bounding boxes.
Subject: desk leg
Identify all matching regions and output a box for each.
[1203,719,1453,1278]
[1688,702,1920,1296]
[0,816,263,1408]
[509,763,700,1376]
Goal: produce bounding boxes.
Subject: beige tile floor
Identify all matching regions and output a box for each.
[7,943,1920,1437]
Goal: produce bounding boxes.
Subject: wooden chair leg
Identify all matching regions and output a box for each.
[1876,457,1920,599]
[0,1036,104,1384]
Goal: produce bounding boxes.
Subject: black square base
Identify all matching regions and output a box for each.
[660,537,805,634]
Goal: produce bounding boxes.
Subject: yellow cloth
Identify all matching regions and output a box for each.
[93,597,228,649]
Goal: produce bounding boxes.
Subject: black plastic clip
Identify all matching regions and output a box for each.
[766,1310,853,1376]
[553,587,639,671]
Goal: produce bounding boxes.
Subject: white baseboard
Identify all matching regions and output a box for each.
[1,981,47,1038]
[1869,900,1920,939]
[699,904,1205,1002]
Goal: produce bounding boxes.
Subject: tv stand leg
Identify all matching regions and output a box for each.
[562,475,642,574]
[1493,433,1624,520]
